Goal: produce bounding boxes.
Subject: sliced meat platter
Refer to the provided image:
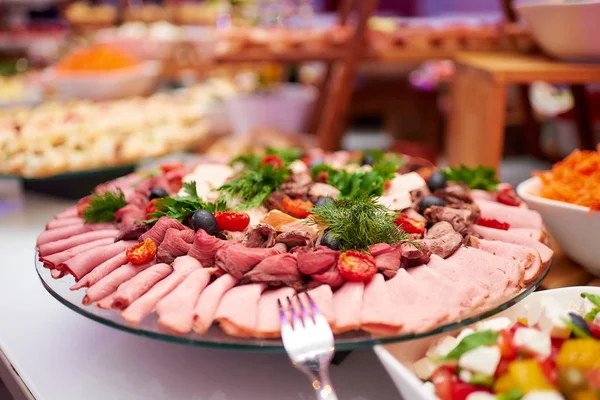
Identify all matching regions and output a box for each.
[35,149,552,339]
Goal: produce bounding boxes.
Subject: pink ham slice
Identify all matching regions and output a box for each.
[187,230,233,269]
[36,222,115,246]
[475,199,543,230]
[214,283,267,337]
[332,281,364,333]
[156,268,213,334]
[361,274,401,335]
[41,237,116,268]
[120,256,201,325]
[192,274,239,334]
[215,243,286,279]
[471,237,544,284]
[58,240,136,280]
[54,206,78,219]
[471,225,553,264]
[51,268,66,279]
[38,229,118,257]
[254,287,296,338]
[109,263,174,309]
[302,284,335,325]
[46,217,83,230]
[71,252,129,290]
[84,261,155,305]
[510,228,545,242]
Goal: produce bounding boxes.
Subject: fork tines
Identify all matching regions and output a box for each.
[279,293,317,329]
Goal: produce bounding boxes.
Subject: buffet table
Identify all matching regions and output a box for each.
[0,180,400,400]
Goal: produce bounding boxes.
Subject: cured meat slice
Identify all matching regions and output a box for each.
[192,274,239,334]
[510,228,545,241]
[332,281,364,333]
[369,243,401,278]
[361,274,401,335]
[414,221,462,259]
[55,206,78,219]
[471,225,553,264]
[156,268,212,334]
[302,284,335,325]
[243,224,276,248]
[83,261,155,305]
[36,222,114,246]
[46,217,83,230]
[71,252,129,290]
[51,268,66,279]
[41,237,116,268]
[475,199,543,230]
[110,263,174,309]
[139,217,186,246]
[471,237,543,284]
[38,229,118,257]
[120,256,201,324]
[114,204,145,230]
[187,230,233,268]
[254,287,296,338]
[275,231,312,250]
[59,240,136,280]
[215,243,286,279]
[243,253,304,291]
[156,228,195,264]
[311,263,345,289]
[296,246,338,275]
[214,283,267,337]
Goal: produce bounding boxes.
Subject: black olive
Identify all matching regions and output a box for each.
[427,171,447,192]
[314,196,335,208]
[362,154,376,166]
[309,158,324,168]
[149,187,168,200]
[418,195,446,215]
[191,210,219,236]
[568,312,592,337]
[321,231,340,250]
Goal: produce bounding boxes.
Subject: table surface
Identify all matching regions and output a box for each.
[0,180,401,400]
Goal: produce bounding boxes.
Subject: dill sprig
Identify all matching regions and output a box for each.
[309,193,407,251]
[83,190,127,223]
[218,164,289,210]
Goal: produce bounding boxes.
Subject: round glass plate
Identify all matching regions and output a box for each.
[35,250,550,352]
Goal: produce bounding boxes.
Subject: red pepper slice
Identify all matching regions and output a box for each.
[497,187,522,207]
[126,238,157,265]
[282,197,314,219]
[337,250,378,282]
[477,217,510,230]
[261,155,284,169]
[213,211,250,232]
[394,215,426,234]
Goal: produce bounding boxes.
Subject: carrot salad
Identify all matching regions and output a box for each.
[56,44,139,72]
[534,145,600,212]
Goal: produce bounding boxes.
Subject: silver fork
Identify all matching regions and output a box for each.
[279,294,338,400]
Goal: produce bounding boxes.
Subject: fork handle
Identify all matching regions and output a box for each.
[302,362,338,400]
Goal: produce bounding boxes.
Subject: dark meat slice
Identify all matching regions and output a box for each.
[157,228,196,264]
[215,243,286,279]
[280,172,313,198]
[243,253,305,291]
[311,263,346,289]
[295,246,339,275]
[414,221,463,259]
[275,231,312,250]
[265,191,287,212]
[115,204,146,231]
[433,185,481,221]
[369,243,401,278]
[125,191,149,209]
[140,217,187,246]
[187,230,233,268]
[116,222,149,242]
[395,242,431,269]
[221,230,246,243]
[425,206,476,237]
[243,224,277,248]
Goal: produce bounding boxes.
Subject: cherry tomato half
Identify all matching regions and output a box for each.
[282,197,314,219]
[337,251,378,282]
[261,155,284,169]
[452,382,489,400]
[213,211,250,232]
[587,321,600,339]
[431,365,457,400]
[126,238,157,265]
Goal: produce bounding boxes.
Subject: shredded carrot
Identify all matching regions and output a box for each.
[534,145,600,212]
[56,44,139,72]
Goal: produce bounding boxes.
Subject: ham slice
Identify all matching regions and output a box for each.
[215,243,286,279]
[41,237,116,268]
[38,229,118,257]
[139,217,187,246]
[36,222,114,246]
[254,287,296,338]
[187,230,233,268]
[156,268,213,334]
[361,274,401,335]
[332,281,364,333]
[302,284,335,325]
[71,252,129,290]
[46,217,83,230]
[51,268,66,279]
[510,228,545,241]
[121,256,201,325]
[475,199,543,230]
[110,263,174,309]
[58,240,135,280]
[471,225,553,264]
[214,283,267,337]
[55,206,78,219]
[192,274,239,334]
[83,261,155,305]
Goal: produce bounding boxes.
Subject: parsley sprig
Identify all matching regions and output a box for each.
[442,165,500,191]
[311,164,388,199]
[229,147,302,170]
[83,190,127,223]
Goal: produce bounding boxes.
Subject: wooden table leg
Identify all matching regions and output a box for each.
[445,66,508,171]
[570,84,596,150]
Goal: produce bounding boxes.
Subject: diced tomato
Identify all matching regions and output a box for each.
[476,217,510,230]
[261,155,284,169]
[497,187,522,207]
[452,382,489,400]
[394,215,426,235]
[431,366,457,400]
[498,329,519,360]
[126,238,157,265]
[337,251,378,282]
[538,359,558,387]
[585,368,600,390]
[76,195,92,216]
[587,321,600,339]
[282,197,314,219]
[496,358,512,378]
[550,337,566,362]
[159,162,185,174]
[144,199,162,218]
[213,211,250,232]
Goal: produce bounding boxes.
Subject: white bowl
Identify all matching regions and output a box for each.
[517,176,600,275]
[48,61,161,101]
[374,286,600,400]
[516,0,600,62]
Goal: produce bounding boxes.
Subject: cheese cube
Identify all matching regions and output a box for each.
[521,391,565,400]
[513,328,551,358]
[413,357,437,380]
[458,346,501,377]
[537,297,572,338]
[475,317,512,332]
[426,336,459,359]
[466,393,497,400]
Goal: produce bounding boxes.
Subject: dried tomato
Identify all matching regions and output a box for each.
[76,195,92,216]
[477,217,510,230]
[126,238,157,265]
[213,211,250,232]
[338,250,378,282]
[261,155,284,169]
[282,197,314,219]
[497,187,522,207]
[394,215,426,234]
[144,199,162,218]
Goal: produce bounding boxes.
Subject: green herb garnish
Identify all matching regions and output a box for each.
[497,388,523,400]
[581,293,600,322]
[229,153,262,170]
[218,164,289,210]
[83,190,127,223]
[229,148,302,170]
[438,330,499,361]
[265,147,302,165]
[311,164,388,199]
[442,165,500,191]
[309,192,407,251]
